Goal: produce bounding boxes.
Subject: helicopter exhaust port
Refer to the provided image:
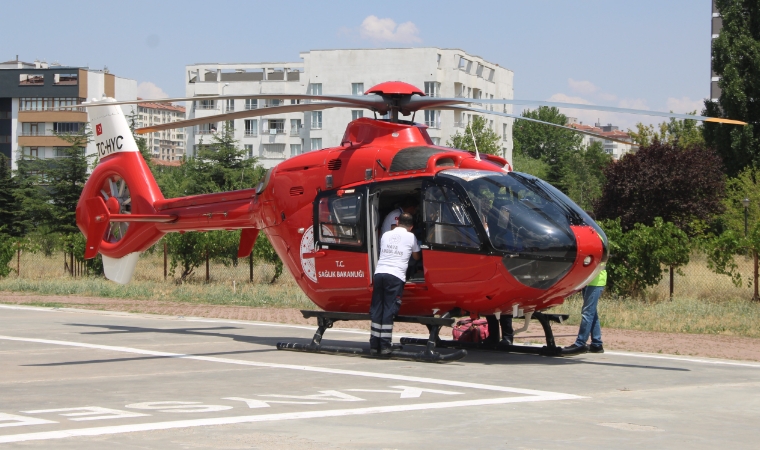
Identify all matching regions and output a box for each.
[277,310,467,363]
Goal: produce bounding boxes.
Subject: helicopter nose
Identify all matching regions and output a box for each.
[499,223,604,291]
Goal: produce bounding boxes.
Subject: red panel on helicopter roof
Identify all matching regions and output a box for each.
[365,81,424,96]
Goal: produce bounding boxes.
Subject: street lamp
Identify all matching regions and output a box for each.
[742,197,750,237]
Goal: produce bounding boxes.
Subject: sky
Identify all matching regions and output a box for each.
[0,0,713,130]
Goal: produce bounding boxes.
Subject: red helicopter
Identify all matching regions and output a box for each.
[73,82,744,362]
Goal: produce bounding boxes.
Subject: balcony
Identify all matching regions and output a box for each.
[244,131,258,137]
[290,126,303,136]
[19,106,85,112]
[454,121,465,128]
[195,104,218,111]
[311,123,322,130]
[19,131,85,137]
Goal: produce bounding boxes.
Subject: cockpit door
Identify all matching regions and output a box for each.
[312,187,370,290]
[420,180,497,284]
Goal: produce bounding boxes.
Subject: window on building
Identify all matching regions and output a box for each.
[424,82,440,98]
[244,119,258,137]
[311,111,322,129]
[265,119,285,134]
[458,57,467,71]
[503,123,508,141]
[244,144,255,158]
[196,99,216,110]
[476,63,484,78]
[245,98,258,110]
[424,110,439,128]
[437,53,442,69]
[431,137,441,145]
[309,83,322,96]
[53,73,78,85]
[290,119,302,136]
[311,138,322,151]
[197,123,217,134]
[22,123,43,136]
[265,99,283,108]
[351,110,363,121]
[0,135,10,144]
[351,83,364,96]
[225,120,235,131]
[23,147,40,158]
[225,99,234,112]
[263,143,286,159]
[19,74,44,86]
[290,144,302,156]
[54,122,83,134]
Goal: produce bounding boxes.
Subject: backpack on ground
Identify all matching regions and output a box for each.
[452,318,490,343]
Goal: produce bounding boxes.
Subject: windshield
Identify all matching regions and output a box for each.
[441,169,578,289]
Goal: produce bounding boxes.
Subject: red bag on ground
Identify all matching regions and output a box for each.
[452,318,490,343]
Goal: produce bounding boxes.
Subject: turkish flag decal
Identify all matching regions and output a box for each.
[96,124,103,136]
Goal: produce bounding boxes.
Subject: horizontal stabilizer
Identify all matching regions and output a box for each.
[102,252,141,284]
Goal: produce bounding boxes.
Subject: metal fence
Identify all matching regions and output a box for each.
[5,247,758,301]
[8,245,279,285]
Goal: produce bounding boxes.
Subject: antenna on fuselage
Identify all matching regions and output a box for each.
[469,122,481,162]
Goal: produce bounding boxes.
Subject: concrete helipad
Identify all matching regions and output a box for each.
[1,304,759,449]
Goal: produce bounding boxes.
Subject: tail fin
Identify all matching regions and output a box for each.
[76,99,166,283]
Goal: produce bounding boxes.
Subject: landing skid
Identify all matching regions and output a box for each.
[276,311,467,363]
[399,311,569,357]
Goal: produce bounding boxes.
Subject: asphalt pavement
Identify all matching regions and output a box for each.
[1,303,759,449]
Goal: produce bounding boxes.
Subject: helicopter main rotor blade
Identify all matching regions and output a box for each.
[435,105,638,147]
[135,101,359,134]
[409,97,746,125]
[63,94,387,111]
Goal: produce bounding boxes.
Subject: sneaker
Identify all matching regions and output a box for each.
[369,348,379,356]
[561,343,589,355]
[589,344,604,353]
[500,336,513,346]
[378,347,393,356]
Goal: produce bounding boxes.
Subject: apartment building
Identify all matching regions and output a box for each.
[136,101,186,161]
[711,0,722,102]
[567,119,634,160]
[0,57,136,170]
[185,48,514,169]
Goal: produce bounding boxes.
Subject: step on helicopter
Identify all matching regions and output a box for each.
[71,82,745,362]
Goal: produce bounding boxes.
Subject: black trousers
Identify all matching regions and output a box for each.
[369,273,405,350]
[486,315,514,341]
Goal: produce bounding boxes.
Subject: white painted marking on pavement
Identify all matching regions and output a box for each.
[0,396,575,444]
[223,398,325,409]
[22,407,148,422]
[125,402,232,413]
[0,335,577,396]
[0,413,56,428]
[347,386,463,398]
[602,351,760,369]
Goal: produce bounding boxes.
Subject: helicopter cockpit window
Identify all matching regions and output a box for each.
[423,185,480,249]
[442,169,578,290]
[317,193,364,248]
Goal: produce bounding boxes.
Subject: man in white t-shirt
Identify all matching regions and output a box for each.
[370,212,420,356]
[380,198,419,235]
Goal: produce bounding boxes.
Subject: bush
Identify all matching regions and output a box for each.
[0,233,15,277]
[601,217,690,297]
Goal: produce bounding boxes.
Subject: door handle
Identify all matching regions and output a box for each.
[302,251,326,258]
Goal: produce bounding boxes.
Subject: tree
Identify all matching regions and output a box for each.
[595,142,726,234]
[0,231,14,278]
[512,106,582,163]
[702,0,760,177]
[628,115,705,148]
[0,154,21,237]
[446,115,502,156]
[720,167,760,235]
[556,141,612,211]
[601,218,691,297]
[45,128,93,234]
[186,123,265,194]
[512,151,550,179]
